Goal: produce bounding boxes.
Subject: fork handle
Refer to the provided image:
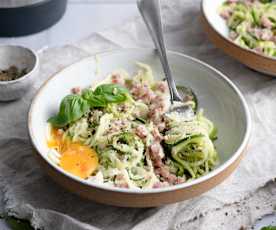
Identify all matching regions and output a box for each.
[137,0,182,103]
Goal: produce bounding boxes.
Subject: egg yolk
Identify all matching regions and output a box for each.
[48,128,98,179]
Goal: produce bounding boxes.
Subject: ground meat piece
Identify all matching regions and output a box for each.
[115,174,124,180]
[155,81,168,93]
[254,47,263,54]
[115,183,129,188]
[220,9,231,19]
[130,83,156,104]
[155,167,178,184]
[153,181,169,188]
[148,107,163,124]
[148,143,184,185]
[148,96,166,122]
[111,73,125,85]
[152,128,163,142]
[261,15,273,29]
[244,0,254,7]
[260,29,273,41]
[130,82,167,125]
[107,119,128,133]
[226,0,238,3]
[149,143,163,167]
[157,122,166,132]
[175,177,186,184]
[135,125,148,139]
[114,174,129,188]
[71,87,81,94]
[248,27,262,40]
[151,95,165,109]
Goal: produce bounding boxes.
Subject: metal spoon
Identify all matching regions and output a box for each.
[137,0,195,117]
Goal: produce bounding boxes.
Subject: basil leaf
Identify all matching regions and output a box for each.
[259,0,272,3]
[5,216,34,230]
[261,226,276,230]
[47,114,68,128]
[48,84,130,128]
[94,84,129,103]
[48,94,90,127]
[82,89,107,107]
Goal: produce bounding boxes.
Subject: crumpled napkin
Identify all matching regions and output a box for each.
[0,0,275,229]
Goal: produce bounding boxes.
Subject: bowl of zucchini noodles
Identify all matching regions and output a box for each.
[201,0,276,76]
[28,49,251,207]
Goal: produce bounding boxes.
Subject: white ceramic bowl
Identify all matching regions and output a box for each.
[28,49,251,207]
[201,0,276,76]
[0,45,39,101]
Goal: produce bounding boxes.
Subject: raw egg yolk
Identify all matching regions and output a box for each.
[48,128,98,179]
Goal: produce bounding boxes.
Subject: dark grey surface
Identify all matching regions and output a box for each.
[0,0,67,37]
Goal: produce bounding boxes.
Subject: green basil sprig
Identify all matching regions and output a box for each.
[48,94,90,128]
[261,226,276,230]
[48,84,129,128]
[259,0,272,3]
[94,83,129,103]
[82,89,107,107]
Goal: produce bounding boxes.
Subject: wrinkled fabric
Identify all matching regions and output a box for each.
[0,0,275,229]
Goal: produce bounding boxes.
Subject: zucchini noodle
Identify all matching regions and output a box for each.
[164,111,218,180]
[171,135,218,179]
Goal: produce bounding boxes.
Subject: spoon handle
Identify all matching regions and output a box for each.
[137,0,182,103]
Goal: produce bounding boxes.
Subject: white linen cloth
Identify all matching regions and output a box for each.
[0,0,275,229]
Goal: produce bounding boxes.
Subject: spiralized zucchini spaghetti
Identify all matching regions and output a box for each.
[219,0,276,57]
[47,63,219,189]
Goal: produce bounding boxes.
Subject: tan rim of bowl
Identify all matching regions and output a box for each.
[33,145,247,207]
[200,4,276,76]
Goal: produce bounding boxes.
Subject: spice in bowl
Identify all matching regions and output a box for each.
[0,65,28,82]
